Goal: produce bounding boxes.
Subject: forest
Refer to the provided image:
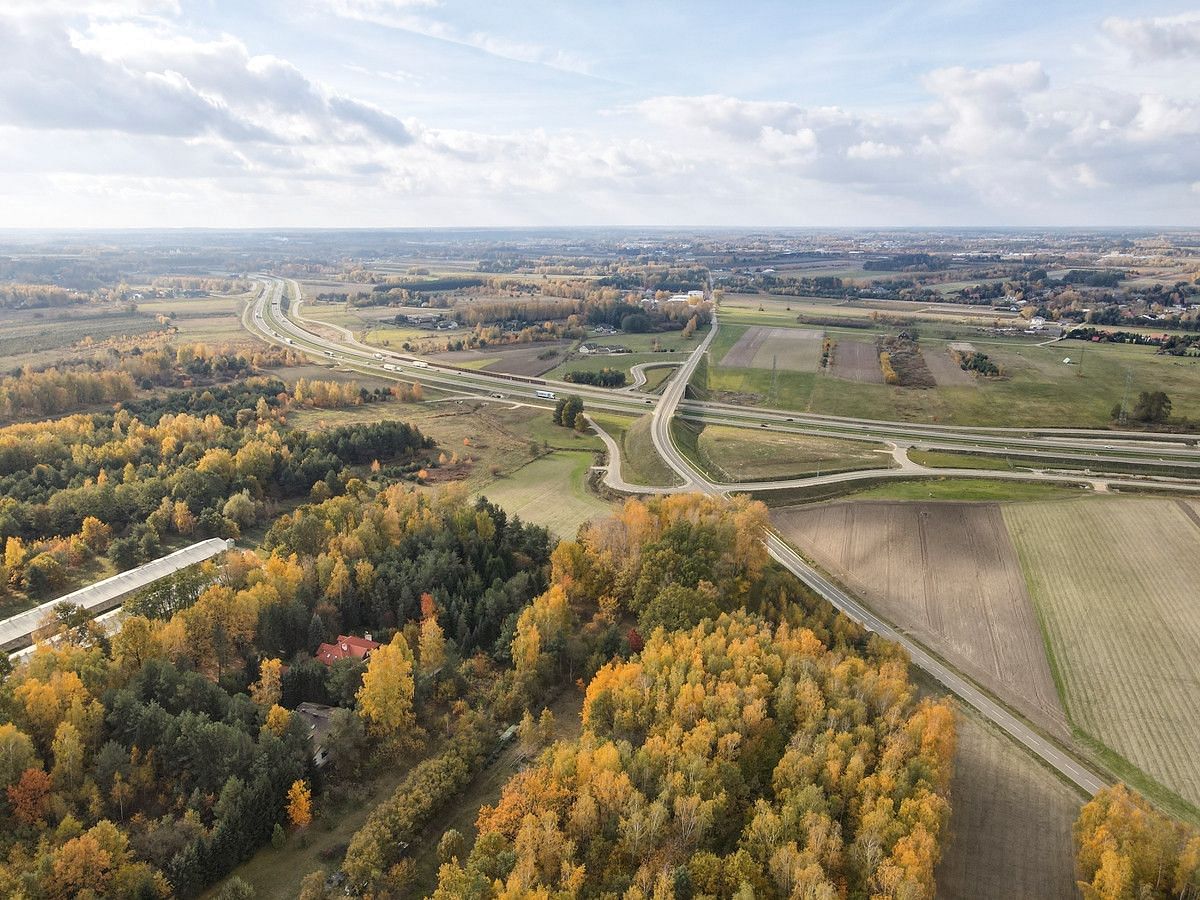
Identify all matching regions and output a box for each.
[0,382,433,605]
[1,364,1193,898]
[0,475,553,897]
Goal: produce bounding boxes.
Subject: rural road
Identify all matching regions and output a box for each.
[644,306,1109,796]
[624,361,680,391]
[242,275,1185,795]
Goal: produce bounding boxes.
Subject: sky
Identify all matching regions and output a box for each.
[1,0,1198,228]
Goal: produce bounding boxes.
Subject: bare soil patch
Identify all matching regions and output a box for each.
[829,339,884,383]
[936,708,1082,899]
[924,347,976,386]
[720,325,823,371]
[773,500,1068,736]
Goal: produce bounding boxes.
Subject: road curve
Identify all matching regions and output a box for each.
[645,307,1108,797]
[245,276,1163,795]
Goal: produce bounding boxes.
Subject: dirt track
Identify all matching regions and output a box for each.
[829,339,883,382]
[773,500,1068,737]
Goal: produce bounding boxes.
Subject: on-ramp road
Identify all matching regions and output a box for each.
[645,308,1107,796]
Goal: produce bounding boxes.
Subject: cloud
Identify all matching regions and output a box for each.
[1103,12,1200,60]
[0,15,413,146]
[313,0,591,74]
[630,59,1200,216]
[1,0,179,18]
[0,6,1197,226]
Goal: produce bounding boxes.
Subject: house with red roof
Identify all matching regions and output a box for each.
[315,633,379,666]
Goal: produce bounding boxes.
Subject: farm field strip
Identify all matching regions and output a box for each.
[935,707,1083,899]
[773,500,1069,735]
[719,324,824,371]
[829,339,883,383]
[1004,497,1200,807]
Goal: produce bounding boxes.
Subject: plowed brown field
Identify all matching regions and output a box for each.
[772,500,1068,736]
[829,339,883,383]
[936,708,1082,899]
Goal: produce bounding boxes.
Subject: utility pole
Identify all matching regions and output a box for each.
[1118,370,1133,425]
[770,354,779,405]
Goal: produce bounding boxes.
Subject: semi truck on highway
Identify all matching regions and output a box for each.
[536,389,556,400]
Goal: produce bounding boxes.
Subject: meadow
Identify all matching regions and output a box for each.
[589,412,681,487]
[703,308,1200,426]
[474,451,612,537]
[676,420,891,482]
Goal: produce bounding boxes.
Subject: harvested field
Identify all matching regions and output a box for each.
[936,708,1082,899]
[773,500,1068,735]
[923,347,975,386]
[1004,497,1200,807]
[829,339,883,383]
[720,325,823,371]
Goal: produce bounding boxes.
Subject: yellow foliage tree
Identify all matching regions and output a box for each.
[356,633,416,744]
[288,779,313,829]
[250,659,283,709]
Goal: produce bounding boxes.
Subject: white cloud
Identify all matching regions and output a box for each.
[0,6,1197,226]
[0,15,413,146]
[629,59,1200,218]
[313,0,591,74]
[1103,12,1200,60]
[847,141,903,160]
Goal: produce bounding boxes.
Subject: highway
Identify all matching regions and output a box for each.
[243,277,1200,483]
[0,539,231,653]
[241,274,1161,794]
[641,307,1108,795]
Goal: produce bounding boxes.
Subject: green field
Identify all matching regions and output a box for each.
[638,364,676,392]
[702,316,1200,427]
[475,451,612,537]
[678,420,890,482]
[850,477,1091,503]
[908,449,1023,471]
[590,413,681,487]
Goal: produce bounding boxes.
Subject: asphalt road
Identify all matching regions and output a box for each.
[248,277,1200,478]
[643,307,1108,796]
[238,277,1185,796]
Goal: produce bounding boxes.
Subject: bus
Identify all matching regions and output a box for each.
[535,389,556,400]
